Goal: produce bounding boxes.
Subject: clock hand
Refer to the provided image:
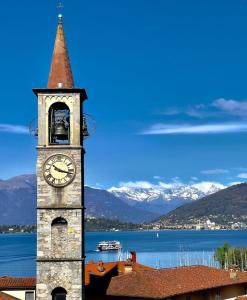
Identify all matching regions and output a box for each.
[53,165,73,175]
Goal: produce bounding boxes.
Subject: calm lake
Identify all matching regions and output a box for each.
[1,230,247,277]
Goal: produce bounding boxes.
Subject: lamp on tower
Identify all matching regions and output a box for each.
[82,113,96,140]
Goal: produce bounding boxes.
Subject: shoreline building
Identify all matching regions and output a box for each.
[34,15,87,300]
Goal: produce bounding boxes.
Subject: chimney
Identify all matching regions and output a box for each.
[130,251,137,263]
[229,269,238,280]
[97,261,105,273]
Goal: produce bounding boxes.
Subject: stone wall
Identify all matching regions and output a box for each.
[36,261,82,300]
[37,209,82,259]
[36,147,83,300]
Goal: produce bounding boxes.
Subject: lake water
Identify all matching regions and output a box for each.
[1,230,247,277]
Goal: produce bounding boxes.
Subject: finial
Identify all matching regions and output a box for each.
[58,14,63,24]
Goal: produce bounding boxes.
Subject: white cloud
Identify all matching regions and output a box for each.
[0,124,29,134]
[228,181,244,186]
[118,181,155,189]
[233,167,247,172]
[108,180,227,199]
[161,98,247,119]
[237,173,247,179]
[190,176,199,181]
[212,99,247,116]
[163,108,182,116]
[114,179,183,191]
[191,181,225,193]
[111,179,226,192]
[201,169,229,175]
[162,105,208,118]
[153,176,161,180]
[142,123,247,135]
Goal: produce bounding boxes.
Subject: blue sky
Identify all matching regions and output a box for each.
[2,0,247,188]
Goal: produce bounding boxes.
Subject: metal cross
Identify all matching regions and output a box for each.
[57,2,64,10]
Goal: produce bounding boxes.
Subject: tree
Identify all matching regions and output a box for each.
[214,242,230,269]
[214,243,247,271]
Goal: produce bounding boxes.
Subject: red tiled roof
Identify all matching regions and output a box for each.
[107,265,247,299]
[85,261,153,285]
[0,292,20,300]
[0,277,36,290]
[47,15,74,89]
[0,261,151,289]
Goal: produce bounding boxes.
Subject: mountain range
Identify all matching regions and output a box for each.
[155,183,247,226]
[0,174,230,225]
[108,182,224,214]
[0,175,157,224]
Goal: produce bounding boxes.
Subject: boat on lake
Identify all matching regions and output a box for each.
[97,240,122,251]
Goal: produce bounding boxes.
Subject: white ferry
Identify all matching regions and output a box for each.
[97,240,122,251]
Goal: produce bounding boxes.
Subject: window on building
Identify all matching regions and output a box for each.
[215,289,221,300]
[52,287,67,300]
[25,291,34,300]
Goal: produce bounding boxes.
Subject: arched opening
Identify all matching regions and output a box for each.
[51,217,68,226]
[49,102,70,145]
[51,217,68,257]
[51,287,67,300]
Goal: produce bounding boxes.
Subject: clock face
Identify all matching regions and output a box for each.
[43,154,76,187]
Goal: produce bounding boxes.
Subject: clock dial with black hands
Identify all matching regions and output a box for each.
[43,154,76,187]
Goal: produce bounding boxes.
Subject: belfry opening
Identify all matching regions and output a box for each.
[49,102,70,145]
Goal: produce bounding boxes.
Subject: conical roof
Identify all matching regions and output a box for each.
[47,15,74,89]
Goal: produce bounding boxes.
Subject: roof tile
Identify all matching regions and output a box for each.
[0,277,35,289]
[107,265,247,299]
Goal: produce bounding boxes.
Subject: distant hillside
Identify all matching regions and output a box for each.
[0,219,140,233]
[155,183,247,225]
[85,187,158,223]
[0,175,158,225]
[0,175,36,225]
[85,218,140,232]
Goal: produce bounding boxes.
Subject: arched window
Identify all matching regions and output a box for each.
[51,217,68,257]
[51,287,67,300]
[51,217,68,226]
[49,102,70,145]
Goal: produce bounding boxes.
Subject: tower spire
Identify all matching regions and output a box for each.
[47,15,74,89]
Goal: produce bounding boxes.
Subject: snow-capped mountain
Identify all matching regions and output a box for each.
[108,182,225,215]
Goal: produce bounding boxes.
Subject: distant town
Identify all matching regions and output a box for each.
[148,218,247,231]
[2,216,247,234]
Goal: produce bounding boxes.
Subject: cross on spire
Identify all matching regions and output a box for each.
[47,15,74,89]
[57,1,64,10]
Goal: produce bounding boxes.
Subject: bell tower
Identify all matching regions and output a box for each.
[34,15,87,300]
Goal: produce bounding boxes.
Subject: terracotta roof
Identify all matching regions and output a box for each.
[107,265,247,299]
[0,292,20,300]
[47,15,74,89]
[0,260,151,289]
[85,261,153,285]
[0,277,36,290]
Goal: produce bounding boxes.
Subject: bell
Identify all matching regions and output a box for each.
[53,121,68,140]
[82,116,89,138]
